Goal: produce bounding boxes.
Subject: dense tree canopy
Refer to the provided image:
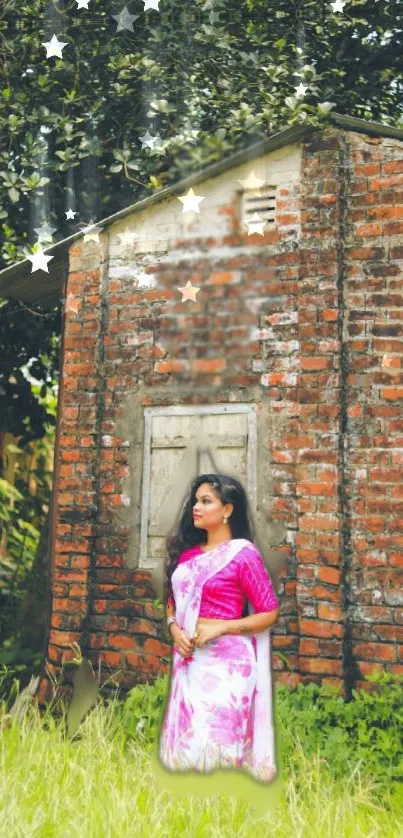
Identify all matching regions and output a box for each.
[1,0,403,437]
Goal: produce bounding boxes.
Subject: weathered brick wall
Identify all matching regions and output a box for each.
[342,132,403,688]
[38,126,403,705]
[293,128,403,693]
[44,237,172,701]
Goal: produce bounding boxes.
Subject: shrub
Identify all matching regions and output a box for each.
[111,669,403,808]
[109,674,170,753]
[275,670,403,807]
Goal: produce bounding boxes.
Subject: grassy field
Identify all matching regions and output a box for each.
[0,691,402,838]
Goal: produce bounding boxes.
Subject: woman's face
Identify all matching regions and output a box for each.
[192,482,231,532]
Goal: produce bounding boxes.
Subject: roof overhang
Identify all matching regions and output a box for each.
[1,113,403,308]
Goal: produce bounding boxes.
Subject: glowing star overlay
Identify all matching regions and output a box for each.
[177,281,200,302]
[237,171,266,191]
[42,34,68,59]
[117,227,137,246]
[81,221,103,243]
[76,0,91,8]
[137,272,154,287]
[64,295,80,313]
[139,130,161,149]
[143,0,160,9]
[65,209,77,220]
[331,0,346,12]
[177,188,205,213]
[34,221,57,242]
[28,249,54,273]
[244,213,267,236]
[295,82,309,98]
[112,6,140,32]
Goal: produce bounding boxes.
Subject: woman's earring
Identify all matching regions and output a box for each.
[223,517,227,523]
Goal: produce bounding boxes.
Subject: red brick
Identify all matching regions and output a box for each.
[300,639,320,655]
[354,643,396,662]
[300,515,339,531]
[49,630,82,646]
[300,620,343,638]
[53,598,86,612]
[128,619,158,637]
[381,389,403,400]
[317,603,343,621]
[299,658,343,675]
[108,634,143,651]
[126,653,169,677]
[368,205,403,220]
[296,482,336,496]
[192,359,226,373]
[99,652,125,668]
[154,360,187,373]
[355,163,380,176]
[369,174,403,190]
[143,638,172,657]
[208,271,239,285]
[318,567,340,585]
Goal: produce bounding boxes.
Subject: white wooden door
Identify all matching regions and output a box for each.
[139,404,257,574]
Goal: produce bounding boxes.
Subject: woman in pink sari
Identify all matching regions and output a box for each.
[159,473,279,783]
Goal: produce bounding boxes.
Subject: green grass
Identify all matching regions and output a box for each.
[0,689,402,838]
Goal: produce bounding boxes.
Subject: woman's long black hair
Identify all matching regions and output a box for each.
[164,473,255,616]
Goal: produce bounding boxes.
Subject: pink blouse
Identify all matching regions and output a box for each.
[167,542,279,620]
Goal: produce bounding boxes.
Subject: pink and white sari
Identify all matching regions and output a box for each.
[159,538,276,782]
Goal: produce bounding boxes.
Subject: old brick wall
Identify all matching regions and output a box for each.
[293,128,403,694]
[341,131,403,689]
[42,236,171,700]
[38,126,403,705]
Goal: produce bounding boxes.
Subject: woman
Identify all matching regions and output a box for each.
[159,473,279,782]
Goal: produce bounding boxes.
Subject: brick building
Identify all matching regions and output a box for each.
[1,112,403,703]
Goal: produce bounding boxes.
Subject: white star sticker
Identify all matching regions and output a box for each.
[64,295,80,313]
[42,34,68,59]
[76,0,91,7]
[244,213,267,236]
[143,0,160,9]
[295,82,309,98]
[27,249,54,273]
[137,271,154,288]
[138,129,161,149]
[117,227,137,246]
[177,281,200,302]
[65,208,77,220]
[81,221,103,243]
[331,0,346,12]
[178,187,205,214]
[237,171,266,191]
[112,6,140,32]
[34,221,57,242]
[118,227,137,247]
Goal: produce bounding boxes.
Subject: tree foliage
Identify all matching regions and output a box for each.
[0,298,60,440]
[0,385,56,646]
[0,0,402,268]
[0,0,402,435]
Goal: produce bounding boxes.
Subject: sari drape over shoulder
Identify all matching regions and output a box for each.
[159,539,277,783]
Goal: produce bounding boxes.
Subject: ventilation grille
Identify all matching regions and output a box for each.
[241,185,277,226]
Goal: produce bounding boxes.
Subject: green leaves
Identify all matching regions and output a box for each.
[149,98,174,114]
[0,0,402,278]
[0,171,20,203]
[110,666,403,807]
[54,148,81,171]
[275,670,403,800]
